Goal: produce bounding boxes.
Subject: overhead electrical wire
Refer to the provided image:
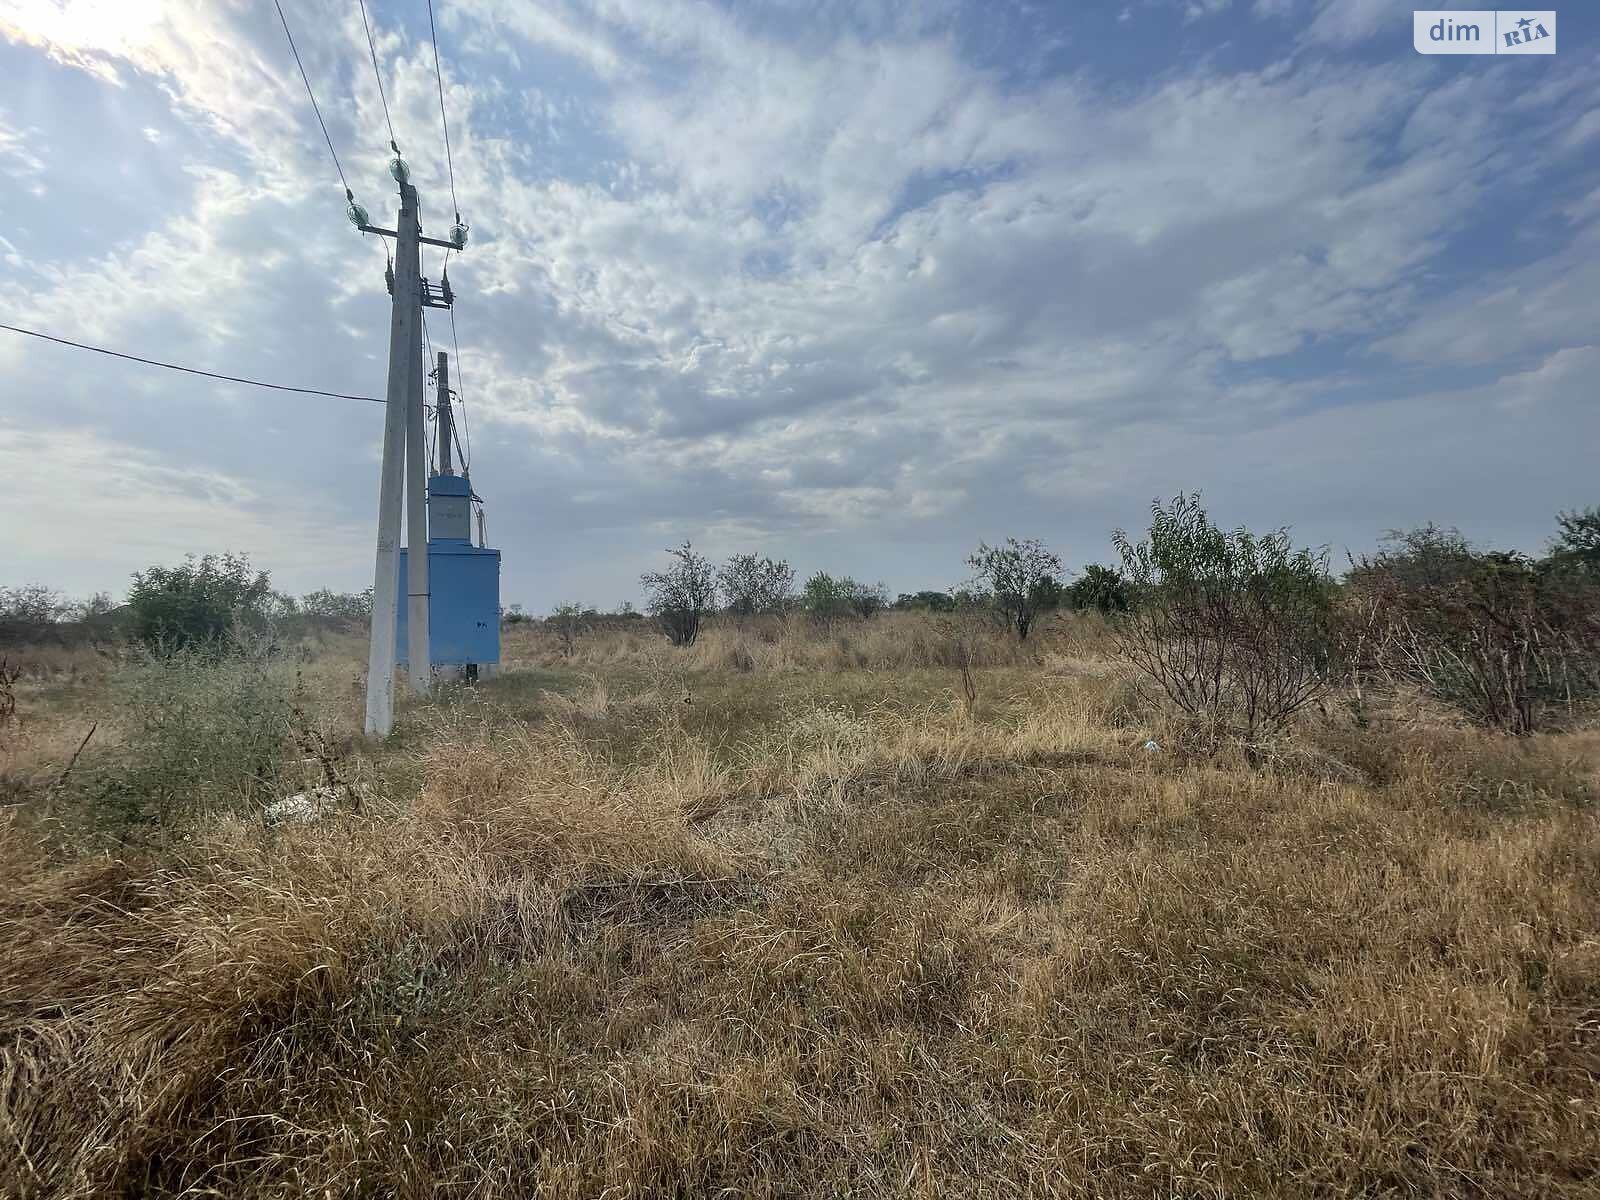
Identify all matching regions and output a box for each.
[11,10,410,412]
[426,0,460,222]
[0,322,385,403]
[274,0,352,199]
[415,3,471,473]
[356,0,398,153]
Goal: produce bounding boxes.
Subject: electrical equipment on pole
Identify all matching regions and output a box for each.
[396,350,501,683]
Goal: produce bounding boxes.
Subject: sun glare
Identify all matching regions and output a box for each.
[0,0,166,63]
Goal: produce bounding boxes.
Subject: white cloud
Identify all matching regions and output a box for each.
[0,108,46,194]
[0,425,369,595]
[0,0,1596,606]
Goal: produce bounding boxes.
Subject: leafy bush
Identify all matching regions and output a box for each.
[1347,525,1600,734]
[73,644,296,833]
[126,553,272,649]
[1111,493,1335,739]
[641,542,718,647]
[0,584,70,626]
[718,554,795,617]
[894,590,958,613]
[966,538,1063,640]
[1064,564,1131,615]
[801,572,850,625]
[1548,505,1600,577]
[0,585,82,649]
[802,573,886,624]
[299,587,374,625]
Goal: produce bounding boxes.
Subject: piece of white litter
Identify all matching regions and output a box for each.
[263,785,344,825]
[1142,740,1161,753]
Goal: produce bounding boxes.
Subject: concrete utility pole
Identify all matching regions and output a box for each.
[365,181,421,737]
[359,172,465,736]
[404,263,430,701]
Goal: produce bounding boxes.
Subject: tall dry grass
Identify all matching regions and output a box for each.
[1,618,1598,1197]
[504,610,1108,676]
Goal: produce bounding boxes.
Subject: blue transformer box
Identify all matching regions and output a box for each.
[396,472,501,675]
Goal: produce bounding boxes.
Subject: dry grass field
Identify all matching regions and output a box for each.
[2,613,1598,1197]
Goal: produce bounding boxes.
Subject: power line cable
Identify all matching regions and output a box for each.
[356,0,398,154]
[274,0,355,203]
[426,0,460,222]
[0,322,385,404]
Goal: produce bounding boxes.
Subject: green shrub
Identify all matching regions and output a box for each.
[801,573,886,625]
[801,572,849,625]
[1548,505,1600,577]
[1111,493,1335,739]
[74,644,296,833]
[893,590,958,613]
[718,554,795,617]
[126,552,272,649]
[299,587,374,626]
[1064,563,1131,615]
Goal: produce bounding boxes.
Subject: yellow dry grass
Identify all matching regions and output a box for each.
[1,616,1597,1198]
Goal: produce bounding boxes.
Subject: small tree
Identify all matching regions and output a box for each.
[127,553,272,650]
[640,542,718,647]
[1548,506,1600,576]
[801,572,851,626]
[0,585,70,626]
[843,578,888,620]
[966,538,1064,640]
[1064,564,1131,615]
[1111,494,1334,739]
[718,553,796,618]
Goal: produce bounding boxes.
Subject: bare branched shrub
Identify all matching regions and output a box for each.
[548,602,587,657]
[845,579,888,620]
[1111,493,1334,740]
[1347,526,1600,734]
[0,657,19,731]
[640,542,718,647]
[927,617,985,716]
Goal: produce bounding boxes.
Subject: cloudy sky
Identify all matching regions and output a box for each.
[1,0,1596,610]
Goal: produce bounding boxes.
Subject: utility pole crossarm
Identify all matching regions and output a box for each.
[360,222,464,251]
